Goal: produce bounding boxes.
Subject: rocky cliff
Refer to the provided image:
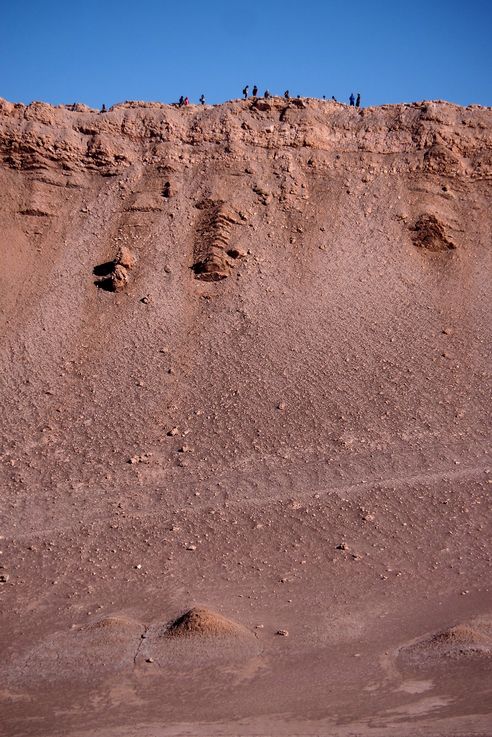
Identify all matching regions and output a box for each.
[1,96,491,737]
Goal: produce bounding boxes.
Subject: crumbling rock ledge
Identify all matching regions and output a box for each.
[0,97,490,178]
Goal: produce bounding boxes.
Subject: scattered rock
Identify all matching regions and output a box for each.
[276,629,289,637]
[128,452,152,464]
[253,185,270,205]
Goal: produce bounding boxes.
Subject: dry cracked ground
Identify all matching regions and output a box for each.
[0,96,491,737]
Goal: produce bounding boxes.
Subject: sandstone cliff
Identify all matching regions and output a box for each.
[0,97,491,737]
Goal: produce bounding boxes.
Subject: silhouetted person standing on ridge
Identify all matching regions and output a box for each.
[178,96,184,107]
[252,85,258,97]
[349,93,355,106]
[242,85,249,99]
[199,94,205,105]
[356,93,361,108]
[284,90,290,99]
[332,95,337,101]
[264,89,271,99]
[100,104,107,113]
[184,96,190,106]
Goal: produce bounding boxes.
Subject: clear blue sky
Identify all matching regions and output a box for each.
[1,0,491,108]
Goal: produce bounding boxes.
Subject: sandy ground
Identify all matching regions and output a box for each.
[0,96,491,737]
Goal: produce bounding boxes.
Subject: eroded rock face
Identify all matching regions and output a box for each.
[411,214,455,251]
[192,201,244,281]
[424,142,464,175]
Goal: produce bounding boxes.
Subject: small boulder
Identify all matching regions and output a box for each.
[115,245,137,270]
[110,263,129,292]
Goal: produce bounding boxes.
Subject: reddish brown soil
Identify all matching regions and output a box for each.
[0,96,491,737]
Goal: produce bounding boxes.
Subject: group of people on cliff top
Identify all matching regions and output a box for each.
[99,90,362,112]
[186,88,360,107]
[242,86,361,107]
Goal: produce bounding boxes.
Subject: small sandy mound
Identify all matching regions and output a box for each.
[83,615,141,632]
[164,607,249,639]
[400,619,492,666]
[431,624,491,648]
[79,615,144,646]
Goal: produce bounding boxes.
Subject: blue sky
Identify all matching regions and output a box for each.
[1,0,491,108]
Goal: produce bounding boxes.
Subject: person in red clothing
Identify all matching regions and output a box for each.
[184,97,190,106]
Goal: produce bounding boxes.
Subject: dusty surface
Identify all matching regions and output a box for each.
[0,96,491,737]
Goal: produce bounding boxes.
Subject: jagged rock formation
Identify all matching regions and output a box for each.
[192,201,244,280]
[411,214,456,251]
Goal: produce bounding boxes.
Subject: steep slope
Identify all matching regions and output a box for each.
[0,97,491,737]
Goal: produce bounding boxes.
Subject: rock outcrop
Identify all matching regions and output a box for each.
[94,245,137,291]
[193,201,244,280]
[411,214,456,251]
